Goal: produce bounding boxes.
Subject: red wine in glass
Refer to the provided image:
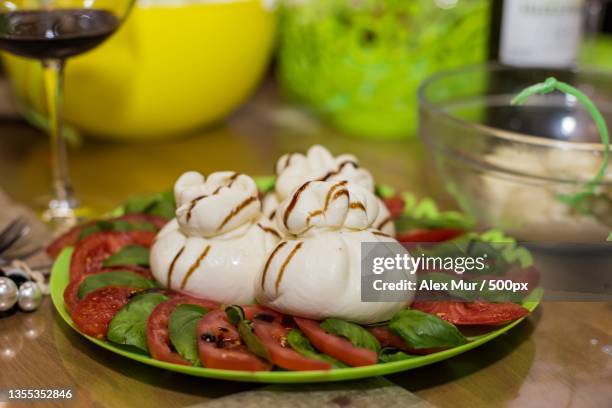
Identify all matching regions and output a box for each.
[0,9,119,59]
[0,6,128,231]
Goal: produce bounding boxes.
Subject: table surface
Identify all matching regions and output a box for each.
[1,81,611,408]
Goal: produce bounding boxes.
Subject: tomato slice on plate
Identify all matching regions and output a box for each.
[63,266,155,315]
[368,326,410,351]
[368,326,444,355]
[383,196,405,219]
[47,226,85,259]
[64,277,86,315]
[411,301,529,325]
[69,231,156,281]
[396,228,464,243]
[72,286,141,339]
[197,309,271,371]
[47,214,167,258]
[294,317,377,367]
[252,318,332,371]
[147,296,219,366]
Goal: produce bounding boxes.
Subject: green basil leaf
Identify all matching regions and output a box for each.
[237,320,271,361]
[395,192,474,231]
[378,347,416,363]
[319,318,381,353]
[286,329,346,368]
[103,245,150,267]
[77,271,157,299]
[225,305,246,326]
[123,190,175,220]
[254,176,276,194]
[375,184,395,199]
[107,292,168,352]
[168,304,208,366]
[389,310,467,349]
[417,230,533,276]
[147,192,176,220]
[123,196,157,214]
[78,225,103,240]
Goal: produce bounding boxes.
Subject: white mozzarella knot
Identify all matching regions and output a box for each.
[275,145,374,200]
[174,171,261,238]
[270,145,395,236]
[276,180,380,236]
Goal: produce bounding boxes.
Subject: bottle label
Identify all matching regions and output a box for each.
[500,0,584,67]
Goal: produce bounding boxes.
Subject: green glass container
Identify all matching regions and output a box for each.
[278,0,490,140]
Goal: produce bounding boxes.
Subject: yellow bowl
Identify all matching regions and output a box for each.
[3,0,277,141]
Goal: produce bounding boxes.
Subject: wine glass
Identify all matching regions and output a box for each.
[0,0,135,231]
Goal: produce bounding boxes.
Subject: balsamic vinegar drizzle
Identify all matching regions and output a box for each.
[217,196,258,231]
[260,241,288,289]
[274,241,303,294]
[180,244,211,289]
[185,172,241,222]
[186,195,207,222]
[257,223,281,239]
[283,181,313,229]
[349,201,366,212]
[167,246,185,289]
[376,216,392,231]
[318,160,359,182]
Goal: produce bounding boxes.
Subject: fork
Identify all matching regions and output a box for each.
[0,217,41,262]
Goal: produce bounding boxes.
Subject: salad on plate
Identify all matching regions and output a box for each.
[47,145,537,376]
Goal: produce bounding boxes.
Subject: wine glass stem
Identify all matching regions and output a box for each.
[41,59,77,220]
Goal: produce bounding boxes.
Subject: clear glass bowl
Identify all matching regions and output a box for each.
[418,64,612,242]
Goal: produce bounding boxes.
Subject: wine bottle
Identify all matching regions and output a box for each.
[485,1,588,142]
[490,0,585,68]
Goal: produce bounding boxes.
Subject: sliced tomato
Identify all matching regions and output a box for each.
[47,214,167,258]
[147,296,219,366]
[197,309,271,371]
[294,317,377,367]
[383,196,405,219]
[47,226,84,259]
[63,266,155,315]
[69,231,156,281]
[215,305,327,370]
[368,326,444,355]
[368,326,409,351]
[252,318,331,371]
[411,300,529,326]
[72,286,140,339]
[396,228,464,243]
[64,276,88,315]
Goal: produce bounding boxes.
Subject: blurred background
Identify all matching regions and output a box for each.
[1,0,611,241]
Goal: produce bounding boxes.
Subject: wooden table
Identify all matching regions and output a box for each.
[1,82,611,408]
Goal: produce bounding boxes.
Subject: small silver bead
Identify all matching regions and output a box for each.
[17,281,42,312]
[0,277,18,312]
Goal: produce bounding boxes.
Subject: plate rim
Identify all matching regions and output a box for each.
[50,247,542,383]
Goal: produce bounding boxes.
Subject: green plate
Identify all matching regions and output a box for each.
[50,248,541,383]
